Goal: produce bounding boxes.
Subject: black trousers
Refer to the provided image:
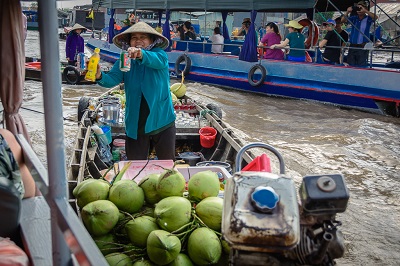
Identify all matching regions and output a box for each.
[125,124,176,160]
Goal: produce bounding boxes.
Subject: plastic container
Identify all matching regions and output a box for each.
[99,125,112,144]
[103,102,120,124]
[199,127,217,148]
[85,47,100,81]
[112,138,126,162]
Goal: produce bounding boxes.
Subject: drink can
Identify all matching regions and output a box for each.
[120,51,131,72]
[77,52,86,71]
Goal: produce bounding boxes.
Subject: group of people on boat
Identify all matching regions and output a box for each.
[256,1,378,66]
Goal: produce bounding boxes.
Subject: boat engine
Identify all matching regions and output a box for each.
[222,143,350,266]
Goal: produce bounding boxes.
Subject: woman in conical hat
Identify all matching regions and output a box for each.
[270,20,306,62]
[66,23,87,66]
[94,22,176,160]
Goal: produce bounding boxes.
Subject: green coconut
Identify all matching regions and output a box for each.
[188,170,220,202]
[73,178,95,197]
[133,259,155,266]
[154,196,192,232]
[147,230,181,265]
[195,196,223,231]
[81,200,120,236]
[93,233,120,256]
[156,169,186,199]
[109,180,145,213]
[138,173,161,205]
[170,83,186,98]
[187,227,222,265]
[73,179,110,209]
[125,216,159,248]
[105,252,133,266]
[167,253,194,266]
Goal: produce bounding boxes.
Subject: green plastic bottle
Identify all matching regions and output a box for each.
[85,47,100,81]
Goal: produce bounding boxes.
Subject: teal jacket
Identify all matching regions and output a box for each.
[97,48,175,139]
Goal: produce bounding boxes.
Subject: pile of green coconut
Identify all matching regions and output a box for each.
[73,164,229,265]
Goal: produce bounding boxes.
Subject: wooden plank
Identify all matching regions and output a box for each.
[20,196,52,266]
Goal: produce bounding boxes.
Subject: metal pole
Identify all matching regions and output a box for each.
[37,0,70,264]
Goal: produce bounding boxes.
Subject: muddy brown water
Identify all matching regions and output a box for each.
[19,31,400,266]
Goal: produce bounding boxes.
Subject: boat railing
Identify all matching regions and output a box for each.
[172,39,243,54]
[257,42,400,67]
[15,134,108,265]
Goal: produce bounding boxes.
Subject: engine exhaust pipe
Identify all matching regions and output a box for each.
[309,232,333,264]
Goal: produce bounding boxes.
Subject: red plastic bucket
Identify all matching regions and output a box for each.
[199,127,217,148]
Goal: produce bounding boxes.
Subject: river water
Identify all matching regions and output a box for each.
[21,31,400,266]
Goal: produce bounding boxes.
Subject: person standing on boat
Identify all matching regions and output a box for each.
[238,18,251,37]
[211,27,224,54]
[342,1,378,66]
[258,22,284,60]
[94,22,176,160]
[319,19,341,64]
[65,23,86,66]
[270,20,305,62]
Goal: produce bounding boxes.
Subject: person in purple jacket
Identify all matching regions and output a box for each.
[258,22,284,60]
[66,23,86,66]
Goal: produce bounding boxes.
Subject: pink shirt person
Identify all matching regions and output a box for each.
[259,22,284,60]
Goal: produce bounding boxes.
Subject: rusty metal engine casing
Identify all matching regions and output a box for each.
[222,172,300,252]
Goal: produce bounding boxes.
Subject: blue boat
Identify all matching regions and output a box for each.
[87,0,400,116]
[22,10,39,30]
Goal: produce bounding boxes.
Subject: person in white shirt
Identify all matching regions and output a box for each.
[210,27,224,54]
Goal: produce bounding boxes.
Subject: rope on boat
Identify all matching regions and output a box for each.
[199,109,218,118]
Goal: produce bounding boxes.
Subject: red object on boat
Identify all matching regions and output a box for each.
[25,62,41,70]
[242,153,271,172]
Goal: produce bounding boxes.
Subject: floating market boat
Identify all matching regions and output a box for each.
[1,1,350,265]
[88,0,400,117]
[65,84,350,265]
[25,57,105,85]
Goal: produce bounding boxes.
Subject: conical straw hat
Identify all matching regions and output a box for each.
[70,23,87,31]
[284,20,303,29]
[113,22,169,50]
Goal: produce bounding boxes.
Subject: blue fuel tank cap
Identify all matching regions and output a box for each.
[251,186,279,213]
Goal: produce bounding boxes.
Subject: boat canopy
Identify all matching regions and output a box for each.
[92,0,356,12]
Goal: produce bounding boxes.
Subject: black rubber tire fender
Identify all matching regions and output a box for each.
[63,65,80,85]
[248,64,267,87]
[77,96,93,121]
[206,103,223,119]
[174,54,192,77]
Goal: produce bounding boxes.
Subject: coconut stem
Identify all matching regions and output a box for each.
[170,221,194,235]
[111,161,132,184]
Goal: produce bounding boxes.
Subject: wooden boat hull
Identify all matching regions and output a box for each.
[86,38,400,116]
[25,57,96,85]
[67,87,253,212]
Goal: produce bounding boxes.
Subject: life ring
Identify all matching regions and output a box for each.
[248,64,267,87]
[63,65,81,85]
[299,18,319,49]
[174,54,191,77]
[77,96,93,121]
